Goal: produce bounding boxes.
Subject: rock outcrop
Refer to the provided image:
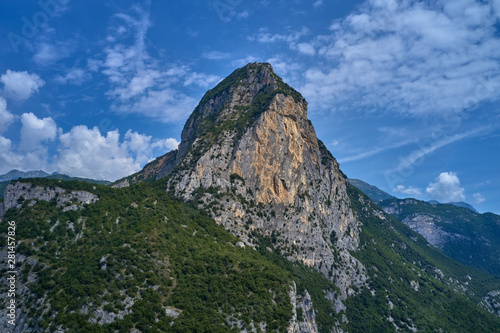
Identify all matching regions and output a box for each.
[0,182,98,218]
[288,282,319,333]
[118,63,367,296]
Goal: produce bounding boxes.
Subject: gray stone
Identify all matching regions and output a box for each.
[0,182,98,218]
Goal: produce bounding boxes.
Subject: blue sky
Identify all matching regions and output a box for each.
[0,0,499,214]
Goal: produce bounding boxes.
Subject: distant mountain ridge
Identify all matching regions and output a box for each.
[429,200,479,213]
[348,179,500,276]
[349,178,479,213]
[380,197,500,275]
[347,178,394,202]
[0,169,50,181]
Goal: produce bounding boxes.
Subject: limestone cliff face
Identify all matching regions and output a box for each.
[121,63,366,296]
[0,182,98,218]
[288,282,319,333]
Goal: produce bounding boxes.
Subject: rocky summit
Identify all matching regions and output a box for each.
[116,63,366,297]
[1,63,500,332]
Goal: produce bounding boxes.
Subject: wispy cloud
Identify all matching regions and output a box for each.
[54,68,92,85]
[338,138,417,163]
[249,27,310,51]
[391,126,489,173]
[313,0,324,8]
[202,51,231,60]
[94,5,220,123]
[298,0,500,115]
[231,55,260,67]
[32,40,75,66]
[473,192,485,204]
[211,0,248,22]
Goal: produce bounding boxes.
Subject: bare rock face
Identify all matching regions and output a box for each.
[399,214,470,249]
[483,291,500,317]
[288,282,319,333]
[381,199,472,250]
[119,63,367,296]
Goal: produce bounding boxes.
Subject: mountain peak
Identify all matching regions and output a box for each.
[428,200,479,213]
[236,61,276,82]
[175,62,305,164]
[114,62,366,296]
[0,169,50,182]
[348,178,395,202]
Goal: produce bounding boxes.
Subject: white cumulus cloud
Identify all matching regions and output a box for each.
[19,113,58,151]
[0,133,51,173]
[123,130,179,166]
[394,185,422,197]
[0,136,22,171]
[426,172,466,203]
[0,117,180,180]
[54,126,179,181]
[152,137,180,151]
[0,70,45,101]
[0,98,15,134]
[297,43,316,56]
[55,126,138,180]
